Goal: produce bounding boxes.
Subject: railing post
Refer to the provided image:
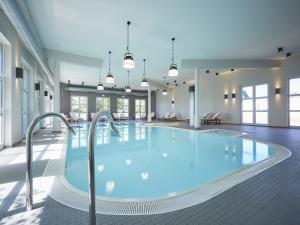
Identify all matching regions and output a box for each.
[25,113,75,210]
[88,111,118,225]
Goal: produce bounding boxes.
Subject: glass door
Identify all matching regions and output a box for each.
[0,43,4,149]
[71,96,88,120]
[22,66,30,136]
[242,84,268,125]
[289,78,300,127]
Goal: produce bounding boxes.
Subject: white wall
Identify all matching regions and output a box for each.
[156,55,300,127]
[0,9,52,146]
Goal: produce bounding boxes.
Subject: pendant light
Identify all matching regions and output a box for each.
[97,71,104,91]
[162,76,168,95]
[106,51,114,83]
[141,59,149,87]
[168,37,178,77]
[123,21,135,69]
[125,71,132,93]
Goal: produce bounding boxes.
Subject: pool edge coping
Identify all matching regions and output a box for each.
[40,126,291,215]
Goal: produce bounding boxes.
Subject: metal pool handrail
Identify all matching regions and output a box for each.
[26,112,75,211]
[87,111,119,225]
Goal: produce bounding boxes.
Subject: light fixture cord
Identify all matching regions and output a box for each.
[143,59,146,77]
[171,38,175,64]
[108,51,111,72]
[99,71,101,82]
[127,22,130,52]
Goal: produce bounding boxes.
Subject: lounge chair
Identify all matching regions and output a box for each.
[60,113,74,123]
[151,112,156,119]
[141,112,147,120]
[169,112,177,121]
[91,112,96,120]
[200,113,209,124]
[207,113,222,125]
[69,112,84,123]
[112,113,121,120]
[163,112,171,120]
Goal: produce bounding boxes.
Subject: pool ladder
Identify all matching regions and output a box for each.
[25,111,118,225]
[25,113,75,211]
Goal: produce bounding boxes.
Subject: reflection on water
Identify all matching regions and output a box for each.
[65,123,273,199]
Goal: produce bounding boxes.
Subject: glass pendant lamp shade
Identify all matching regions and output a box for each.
[106,51,115,83]
[140,58,149,87]
[168,37,178,77]
[123,21,135,69]
[106,73,114,83]
[123,52,135,69]
[125,86,132,93]
[97,82,104,91]
[168,64,178,77]
[97,71,104,91]
[141,78,149,87]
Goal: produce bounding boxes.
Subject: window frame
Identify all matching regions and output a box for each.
[289,78,300,127]
[21,63,32,136]
[241,84,269,125]
[0,42,4,148]
[71,95,88,121]
[96,96,110,112]
[117,97,129,117]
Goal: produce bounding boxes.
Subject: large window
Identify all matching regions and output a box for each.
[135,99,146,119]
[0,43,4,148]
[71,96,88,120]
[117,98,129,118]
[96,97,110,112]
[22,66,30,135]
[289,78,300,127]
[242,84,268,125]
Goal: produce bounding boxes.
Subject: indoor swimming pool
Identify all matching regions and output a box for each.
[64,122,273,199]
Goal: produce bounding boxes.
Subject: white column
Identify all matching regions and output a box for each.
[53,60,61,132]
[194,68,201,128]
[189,91,194,126]
[147,87,152,123]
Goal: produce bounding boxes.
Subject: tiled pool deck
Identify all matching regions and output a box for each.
[0,123,300,225]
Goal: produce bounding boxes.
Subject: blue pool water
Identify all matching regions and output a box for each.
[65,122,273,200]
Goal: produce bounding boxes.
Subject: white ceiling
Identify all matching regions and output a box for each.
[25,0,300,88]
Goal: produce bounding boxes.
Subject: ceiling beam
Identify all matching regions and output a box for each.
[46,49,103,69]
[181,59,282,69]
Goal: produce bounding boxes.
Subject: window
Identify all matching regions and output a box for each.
[22,66,30,135]
[71,96,88,120]
[242,86,253,123]
[0,43,4,148]
[96,97,110,112]
[135,99,146,119]
[117,98,129,118]
[289,78,300,126]
[242,84,268,125]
